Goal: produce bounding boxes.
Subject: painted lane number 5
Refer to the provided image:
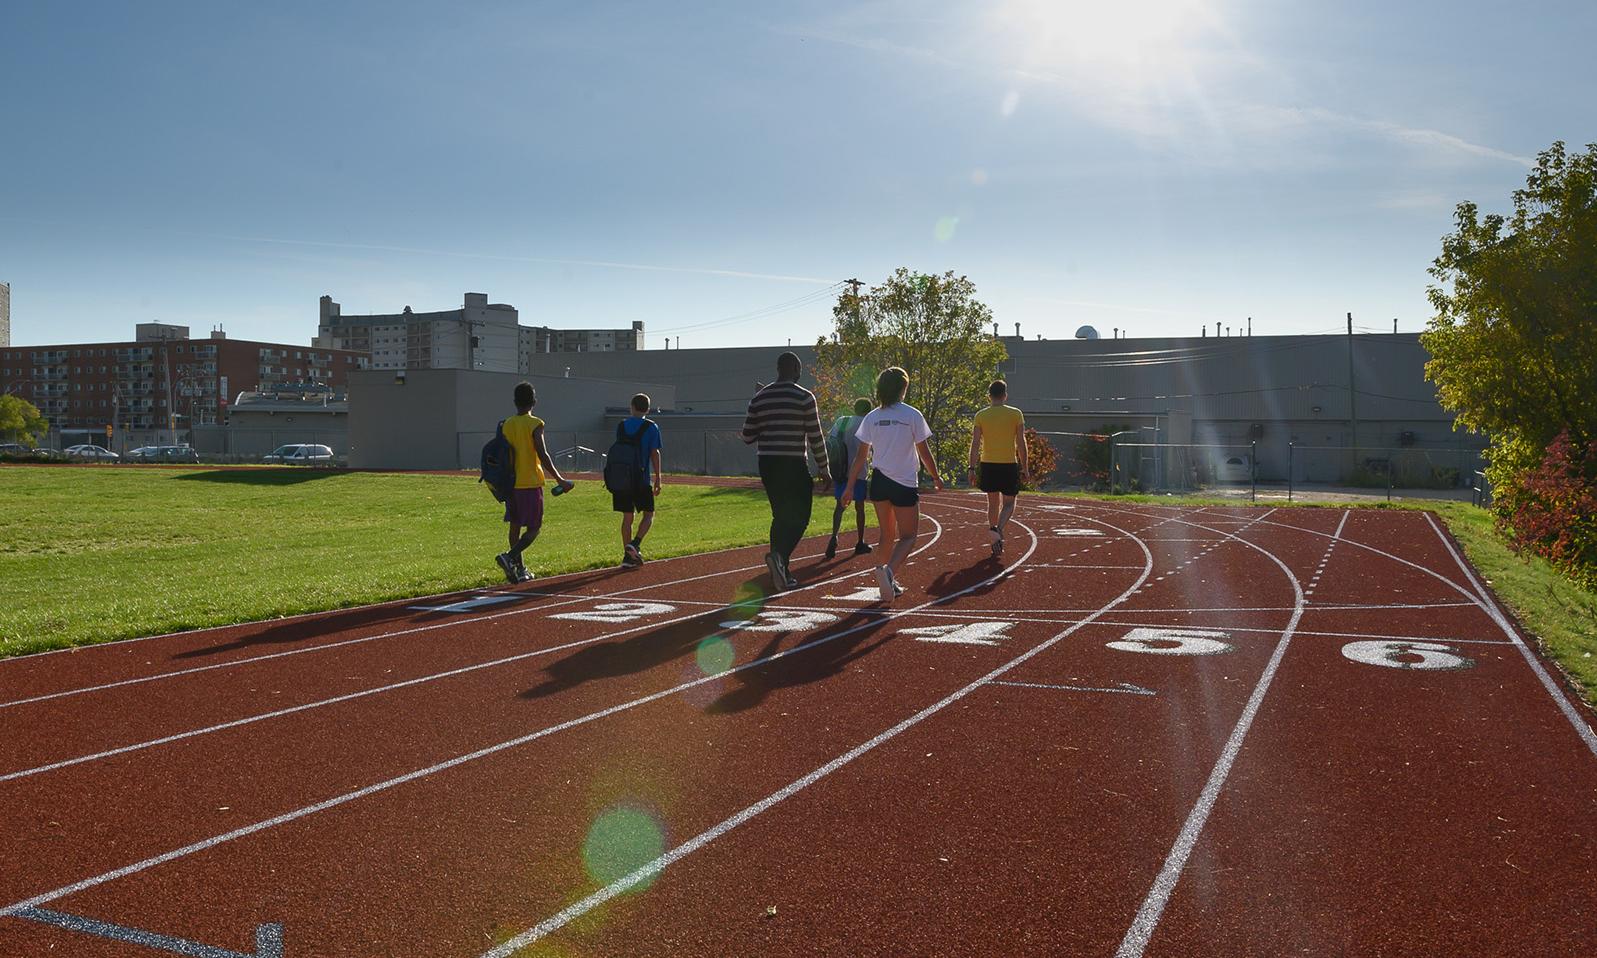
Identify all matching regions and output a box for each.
[1107,627,1234,656]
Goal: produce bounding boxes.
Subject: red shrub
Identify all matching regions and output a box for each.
[1496,430,1597,589]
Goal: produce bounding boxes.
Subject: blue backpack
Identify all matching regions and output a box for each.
[604,418,653,495]
[479,421,516,503]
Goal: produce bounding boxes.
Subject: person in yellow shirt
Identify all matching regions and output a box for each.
[498,381,573,583]
[968,379,1027,557]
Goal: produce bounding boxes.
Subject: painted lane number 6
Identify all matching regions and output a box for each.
[1341,640,1474,671]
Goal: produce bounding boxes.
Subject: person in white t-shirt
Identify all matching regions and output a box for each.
[841,366,945,602]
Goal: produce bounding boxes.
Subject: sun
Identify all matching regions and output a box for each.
[992,0,1217,86]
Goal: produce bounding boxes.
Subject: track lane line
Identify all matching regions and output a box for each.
[477,510,1151,956]
[1111,507,1321,958]
[0,508,1015,918]
[1423,512,1597,760]
[0,520,949,781]
[0,532,898,711]
[0,529,790,665]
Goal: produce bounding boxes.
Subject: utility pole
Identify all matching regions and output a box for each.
[846,278,862,297]
[1347,312,1359,459]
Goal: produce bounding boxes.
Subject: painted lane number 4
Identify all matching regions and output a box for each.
[718,610,840,632]
[1341,640,1474,671]
[900,621,1017,646]
[1107,627,1234,656]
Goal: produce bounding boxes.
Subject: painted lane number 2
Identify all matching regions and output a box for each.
[1107,627,1234,656]
[1341,640,1474,671]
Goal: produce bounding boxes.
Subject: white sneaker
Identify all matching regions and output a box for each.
[891,571,905,596]
[875,565,895,603]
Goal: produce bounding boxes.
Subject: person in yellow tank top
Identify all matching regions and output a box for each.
[497,381,573,583]
[968,380,1027,556]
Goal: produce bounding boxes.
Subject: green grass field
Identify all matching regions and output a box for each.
[4,469,1591,711]
[0,467,868,657]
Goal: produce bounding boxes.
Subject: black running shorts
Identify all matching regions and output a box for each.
[978,462,1020,497]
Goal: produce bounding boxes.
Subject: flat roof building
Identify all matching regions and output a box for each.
[0,326,365,445]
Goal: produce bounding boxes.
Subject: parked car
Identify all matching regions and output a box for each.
[0,443,34,456]
[1214,454,1254,483]
[129,445,199,463]
[262,444,335,466]
[64,444,121,461]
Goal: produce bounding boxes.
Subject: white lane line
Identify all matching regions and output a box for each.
[477,514,1154,957]
[0,536,876,711]
[0,531,787,665]
[1423,513,1597,761]
[1114,510,1309,958]
[989,679,1157,697]
[0,523,952,782]
[0,511,1021,918]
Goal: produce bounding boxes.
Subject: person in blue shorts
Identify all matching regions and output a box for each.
[825,397,874,559]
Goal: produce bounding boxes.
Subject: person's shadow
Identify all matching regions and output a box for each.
[704,610,891,715]
[519,611,730,700]
[925,554,1007,600]
[172,567,635,659]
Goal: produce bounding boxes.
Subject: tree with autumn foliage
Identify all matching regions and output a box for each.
[813,269,1008,483]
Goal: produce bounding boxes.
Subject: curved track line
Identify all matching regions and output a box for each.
[1111,507,1316,958]
[0,525,928,711]
[1,528,798,665]
[478,510,1150,956]
[0,519,949,781]
[0,508,1013,918]
[1422,513,1597,759]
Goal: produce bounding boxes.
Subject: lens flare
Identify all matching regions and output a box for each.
[583,804,666,890]
[934,217,959,242]
[695,634,735,676]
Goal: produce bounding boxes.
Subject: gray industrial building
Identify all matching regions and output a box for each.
[521,332,1486,487]
[346,368,674,471]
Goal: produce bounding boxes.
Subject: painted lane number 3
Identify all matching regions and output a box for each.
[718,610,840,632]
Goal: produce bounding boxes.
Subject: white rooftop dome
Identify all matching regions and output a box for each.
[1074,325,1101,339]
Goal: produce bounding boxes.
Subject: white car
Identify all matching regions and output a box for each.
[262,444,336,466]
[64,444,121,461]
[1215,454,1253,483]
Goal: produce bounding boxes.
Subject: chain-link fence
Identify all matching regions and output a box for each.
[1031,430,1485,501]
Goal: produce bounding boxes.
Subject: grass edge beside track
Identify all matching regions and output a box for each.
[1050,491,1597,709]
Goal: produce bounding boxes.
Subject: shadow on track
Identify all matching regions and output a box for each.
[704,611,891,714]
[926,555,1007,599]
[168,568,636,659]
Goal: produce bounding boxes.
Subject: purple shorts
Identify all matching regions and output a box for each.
[504,487,545,529]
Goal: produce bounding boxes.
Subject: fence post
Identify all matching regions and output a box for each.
[1107,433,1116,495]
[1387,453,1393,502]
[1250,440,1257,502]
[1288,441,1294,503]
[703,432,709,476]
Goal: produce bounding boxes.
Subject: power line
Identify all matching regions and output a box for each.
[649,282,846,336]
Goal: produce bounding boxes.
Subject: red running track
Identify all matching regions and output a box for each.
[2,497,1595,957]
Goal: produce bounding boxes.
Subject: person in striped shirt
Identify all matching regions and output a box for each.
[741,351,830,590]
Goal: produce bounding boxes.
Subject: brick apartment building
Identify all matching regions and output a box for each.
[0,322,365,444]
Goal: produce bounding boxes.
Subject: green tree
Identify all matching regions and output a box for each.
[1423,140,1597,491]
[0,394,47,446]
[813,269,1008,482]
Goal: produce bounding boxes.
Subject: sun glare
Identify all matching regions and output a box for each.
[994,0,1215,88]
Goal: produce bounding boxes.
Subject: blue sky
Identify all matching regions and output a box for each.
[2,0,1591,347]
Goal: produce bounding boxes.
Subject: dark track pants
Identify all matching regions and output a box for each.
[758,455,813,561]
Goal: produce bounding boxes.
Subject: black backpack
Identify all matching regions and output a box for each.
[604,419,653,494]
[479,421,516,503]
